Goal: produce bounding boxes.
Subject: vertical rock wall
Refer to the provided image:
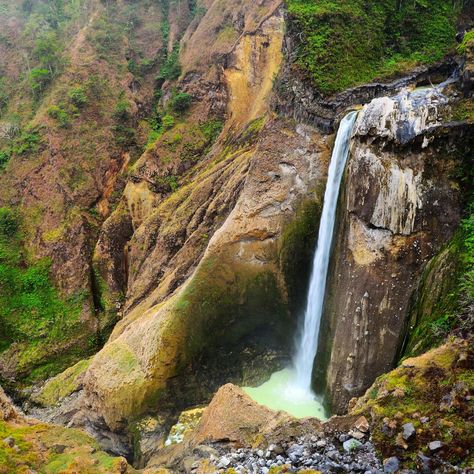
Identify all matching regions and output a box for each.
[321,87,472,413]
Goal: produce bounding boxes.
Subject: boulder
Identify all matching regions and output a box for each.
[189,384,291,446]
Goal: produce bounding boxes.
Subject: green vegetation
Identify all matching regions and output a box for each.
[279,198,321,314]
[169,91,192,113]
[157,44,181,82]
[112,98,136,148]
[47,105,71,127]
[0,417,128,473]
[404,201,474,357]
[287,0,461,94]
[0,208,84,380]
[458,29,474,54]
[68,85,88,107]
[0,127,42,170]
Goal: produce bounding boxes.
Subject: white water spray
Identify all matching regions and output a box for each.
[293,111,358,390]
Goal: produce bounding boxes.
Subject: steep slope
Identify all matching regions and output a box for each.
[0,0,472,471]
[0,0,191,384]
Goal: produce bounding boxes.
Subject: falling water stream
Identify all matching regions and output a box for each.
[243,111,358,419]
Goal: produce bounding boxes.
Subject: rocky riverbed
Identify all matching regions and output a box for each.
[202,433,383,473]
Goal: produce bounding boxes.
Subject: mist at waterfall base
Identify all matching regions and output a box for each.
[243,112,359,419]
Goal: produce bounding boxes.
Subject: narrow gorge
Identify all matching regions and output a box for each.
[0,1,472,473]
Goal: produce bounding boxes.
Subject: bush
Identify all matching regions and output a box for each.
[0,78,8,113]
[11,128,42,156]
[47,105,70,127]
[162,114,174,130]
[0,150,11,170]
[113,99,131,122]
[29,68,51,95]
[200,119,223,142]
[157,46,181,82]
[68,85,87,107]
[169,92,192,113]
[0,208,18,237]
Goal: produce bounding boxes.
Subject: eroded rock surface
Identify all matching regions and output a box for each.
[321,84,473,413]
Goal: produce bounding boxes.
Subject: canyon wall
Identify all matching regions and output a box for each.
[321,86,473,413]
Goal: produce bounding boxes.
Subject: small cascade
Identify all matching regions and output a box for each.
[243,111,358,418]
[293,111,358,391]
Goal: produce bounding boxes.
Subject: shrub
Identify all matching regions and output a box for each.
[200,119,223,142]
[0,208,18,237]
[169,92,192,113]
[11,128,42,156]
[47,105,69,127]
[157,46,181,82]
[0,78,8,113]
[113,99,131,122]
[29,68,51,95]
[161,114,174,130]
[68,86,87,107]
[0,150,11,170]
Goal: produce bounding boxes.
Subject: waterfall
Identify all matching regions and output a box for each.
[293,111,358,390]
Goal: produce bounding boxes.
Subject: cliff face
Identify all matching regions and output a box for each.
[76,0,335,439]
[322,85,473,413]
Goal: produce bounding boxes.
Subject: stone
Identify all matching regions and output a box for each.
[287,443,304,458]
[189,384,292,447]
[192,445,219,459]
[316,440,327,448]
[416,453,432,474]
[218,456,231,468]
[3,436,14,447]
[52,444,66,454]
[420,417,429,424]
[343,438,363,452]
[395,433,408,450]
[383,457,400,473]
[349,429,366,440]
[402,423,416,441]
[354,416,370,433]
[428,440,443,452]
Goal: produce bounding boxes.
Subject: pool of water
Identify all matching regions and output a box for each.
[243,368,328,420]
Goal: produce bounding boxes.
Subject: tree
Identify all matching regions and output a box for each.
[33,31,62,77]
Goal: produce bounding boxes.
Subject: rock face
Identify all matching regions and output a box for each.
[321,84,473,413]
[70,1,332,444]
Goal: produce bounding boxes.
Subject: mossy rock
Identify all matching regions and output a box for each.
[352,339,474,469]
[0,419,134,473]
[33,358,91,407]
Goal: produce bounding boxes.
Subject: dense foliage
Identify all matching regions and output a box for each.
[287,0,463,94]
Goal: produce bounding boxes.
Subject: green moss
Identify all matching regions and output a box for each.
[355,340,473,468]
[403,205,474,358]
[0,208,87,383]
[0,419,130,474]
[287,0,461,94]
[458,29,474,54]
[34,358,91,407]
[173,257,288,364]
